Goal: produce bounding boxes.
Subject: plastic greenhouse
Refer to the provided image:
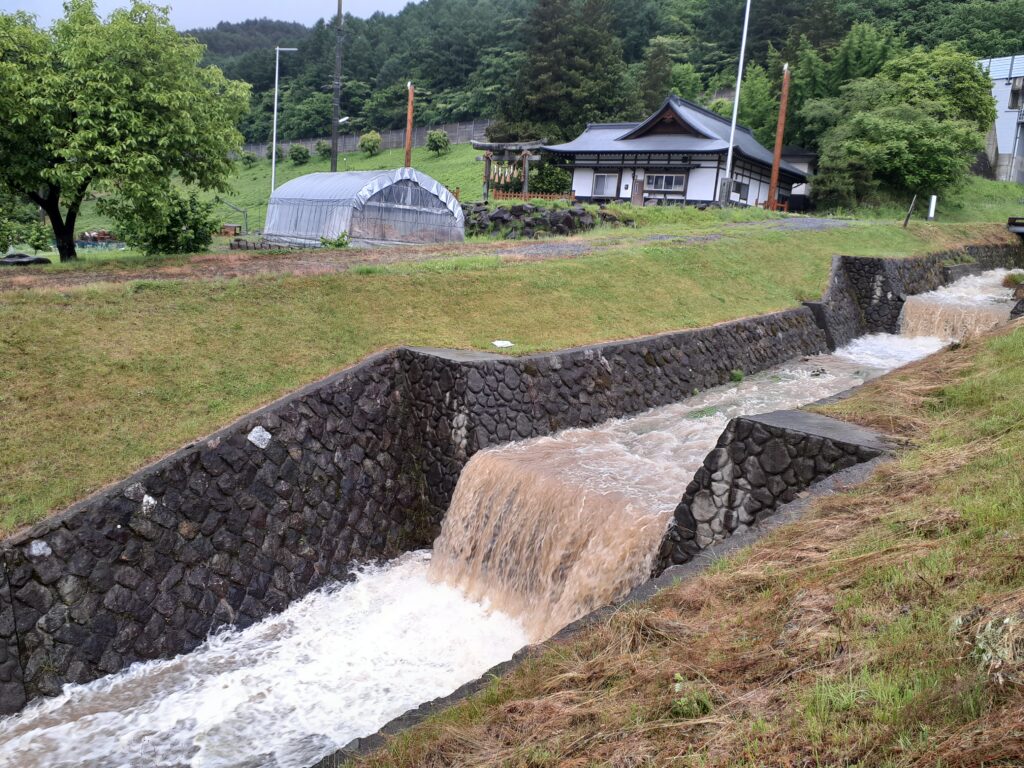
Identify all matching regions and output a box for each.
[263,169,465,247]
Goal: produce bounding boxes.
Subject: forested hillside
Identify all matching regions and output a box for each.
[188,0,1024,144]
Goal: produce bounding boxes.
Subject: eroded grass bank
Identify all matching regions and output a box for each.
[353,324,1024,768]
[0,222,1013,532]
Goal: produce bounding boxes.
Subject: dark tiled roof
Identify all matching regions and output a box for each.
[543,95,806,180]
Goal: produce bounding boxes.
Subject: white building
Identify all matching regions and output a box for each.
[542,95,806,207]
[979,54,1024,183]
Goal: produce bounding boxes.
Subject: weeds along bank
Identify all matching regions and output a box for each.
[0,240,1021,715]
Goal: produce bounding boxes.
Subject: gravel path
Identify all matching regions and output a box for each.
[0,217,852,292]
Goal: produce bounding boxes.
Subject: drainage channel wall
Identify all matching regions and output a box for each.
[0,309,824,713]
[1,241,1020,714]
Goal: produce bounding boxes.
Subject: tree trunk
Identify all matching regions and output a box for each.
[30,184,79,261]
[53,219,78,262]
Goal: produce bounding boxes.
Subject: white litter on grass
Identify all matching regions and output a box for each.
[491,340,514,348]
[246,425,272,449]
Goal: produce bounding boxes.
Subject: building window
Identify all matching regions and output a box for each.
[1010,82,1023,110]
[593,174,618,197]
[645,173,688,192]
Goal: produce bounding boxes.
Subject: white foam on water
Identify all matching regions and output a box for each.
[911,269,1022,306]
[0,552,527,768]
[900,269,1022,339]
[832,333,949,369]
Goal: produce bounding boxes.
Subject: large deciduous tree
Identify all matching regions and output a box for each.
[809,45,995,208]
[0,0,249,260]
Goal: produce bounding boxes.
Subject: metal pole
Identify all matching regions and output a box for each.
[271,47,280,194]
[330,0,343,172]
[767,62,790,211]
[722,0,753,204]
[270,47,298,194]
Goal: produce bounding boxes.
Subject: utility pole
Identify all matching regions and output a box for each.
[330,0,343,172]
[271,46,298,194]
[404,81,415,168]
[720,0,752,205]
[767,62,790,211]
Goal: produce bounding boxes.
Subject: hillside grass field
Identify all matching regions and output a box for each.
[351,323,1024,768]
[0,218,1015,532]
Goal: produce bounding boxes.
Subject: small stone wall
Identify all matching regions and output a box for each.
[657,411,889,569]
[461,203,597,239]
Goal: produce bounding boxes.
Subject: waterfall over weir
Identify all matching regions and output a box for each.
[429,337,944,639]
[1,269,1019,768]
[900,269,1020,340]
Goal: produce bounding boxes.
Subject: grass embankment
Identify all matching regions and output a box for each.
[0,220,1012,533]
[352,324,1024,768]
[849,176,1024,224]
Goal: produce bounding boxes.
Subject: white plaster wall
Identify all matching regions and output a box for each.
[572,168,595,198]
[686,167,719,201]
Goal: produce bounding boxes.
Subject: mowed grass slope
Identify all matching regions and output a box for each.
[0,221,1013,532]
[353,324,1024,768]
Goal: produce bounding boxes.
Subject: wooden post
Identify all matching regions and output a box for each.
[521,151,530,197]
[404,81,414,168]
[767,63,790,212]
[482,151,492,202]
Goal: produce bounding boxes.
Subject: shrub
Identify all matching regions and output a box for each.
[530,163,572,195]
[320,231,351,249]
[426,129,451,156]
[729,369,744,382]
[359,130,382,157]
[315,139,332,161]
[289,144,310,165]
[275,144,286,161]
[106,189,218,256]
[239,151,258,168]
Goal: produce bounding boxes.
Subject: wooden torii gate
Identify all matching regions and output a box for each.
[471,140,544,202]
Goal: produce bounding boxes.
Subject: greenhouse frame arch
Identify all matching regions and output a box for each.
[264,168,465,247]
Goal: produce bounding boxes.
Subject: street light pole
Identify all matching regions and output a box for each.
[721,0,752,205]
[330,0,343,172]
[271,46,298,195]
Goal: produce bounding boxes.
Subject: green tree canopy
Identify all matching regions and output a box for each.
[0,0,248,260]
[810,46,994,208]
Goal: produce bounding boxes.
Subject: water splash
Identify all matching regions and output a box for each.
[0,553,527,768]
[900,269,1021,340]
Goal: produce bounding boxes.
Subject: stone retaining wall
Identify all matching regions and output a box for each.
[0,307,827,714]
[657,411,889,569]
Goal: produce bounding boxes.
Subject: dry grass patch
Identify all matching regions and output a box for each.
[353,325,1024,768]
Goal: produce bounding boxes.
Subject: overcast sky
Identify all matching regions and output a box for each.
[2,0,411,28]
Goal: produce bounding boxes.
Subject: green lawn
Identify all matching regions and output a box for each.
[846,175,1024,224]
[0,219,1014,533]
[351,322,1024,768]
